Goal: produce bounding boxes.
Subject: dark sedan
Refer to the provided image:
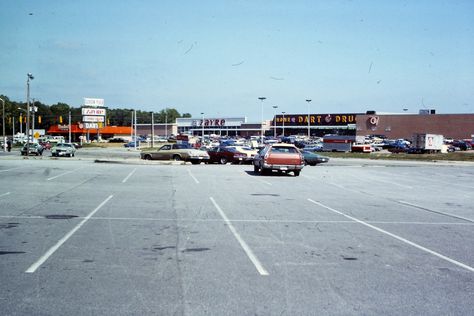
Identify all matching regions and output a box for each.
[207,146,248,164]
[302,151,329,166]
[20,143,44,156]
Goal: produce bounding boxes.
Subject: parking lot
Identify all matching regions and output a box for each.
[1,153,473,315]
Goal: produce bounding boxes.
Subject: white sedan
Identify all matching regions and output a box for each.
[51,143,77,157]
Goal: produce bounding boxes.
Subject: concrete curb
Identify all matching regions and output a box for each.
[93,159,190,165]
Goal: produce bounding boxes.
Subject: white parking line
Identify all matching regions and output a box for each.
[307,198,474,273]
[371,178,413,189]
[397,200,474,223]
[46,167,83,181]
[210,197,269,276]
[25,195,114,273]
[0,167,22,173]
[187,169,199,184]
[0,192,11,198]
[1,214,473,226]
[122,168,137,183]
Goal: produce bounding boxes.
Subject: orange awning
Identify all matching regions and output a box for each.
[47,124,132,135]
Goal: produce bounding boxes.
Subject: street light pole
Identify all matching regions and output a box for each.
[68,111,71,143]
[0,98,5,152]
[258,97,266,144]
[31,98,36,133]
[151,112,154,148]
[282,111,286,137]
[272,105,278,137]
[200,112,205,146]
[306,99,312,138]
[165,110,168,138]
[1,98,5,151]
[26,73,34,156]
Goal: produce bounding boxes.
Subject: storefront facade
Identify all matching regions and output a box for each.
[176,117,265,137]
[272,113,360,137]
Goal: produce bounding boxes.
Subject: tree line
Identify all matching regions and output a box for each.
[0,95,191,135]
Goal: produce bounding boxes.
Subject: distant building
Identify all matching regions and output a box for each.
[356,112,474,140]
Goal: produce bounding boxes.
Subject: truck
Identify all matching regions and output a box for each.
[322,134,355,152]
[411,133,444,153]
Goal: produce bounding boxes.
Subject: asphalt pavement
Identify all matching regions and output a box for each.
[0,149,473,315]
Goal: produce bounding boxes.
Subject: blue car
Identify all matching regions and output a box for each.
[124,141,140,148]
[302,151,329,166]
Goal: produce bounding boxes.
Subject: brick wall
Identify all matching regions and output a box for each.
[357,114,474,140]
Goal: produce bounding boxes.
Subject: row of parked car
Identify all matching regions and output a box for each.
[139,142,330,176]
[20,142,78,157]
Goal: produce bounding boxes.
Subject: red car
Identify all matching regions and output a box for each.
[39,141,52,150]
[253,143,305,176]
[207,146,248,164]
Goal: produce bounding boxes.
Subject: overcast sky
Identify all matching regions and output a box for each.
[1,0,473,122]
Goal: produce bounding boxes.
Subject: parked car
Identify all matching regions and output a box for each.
[39,141,52,150]
[140,143,210,164]
[207,146,248,164]
[51,142,77,157]
[228,146,259,164]
[302,151,329,166]
[303,144,323,152]
[124,141,140,148]
[451,140,472,151]
[253,143,304,176]
[387,144,409,153]
[20,143,44,156]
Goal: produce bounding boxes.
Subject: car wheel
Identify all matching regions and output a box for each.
[172,155,181,161]
[144,154,152,160]
[294,170,301,176]
[253,165,259,173]
[191,161,200,165]
[219,157,228,164]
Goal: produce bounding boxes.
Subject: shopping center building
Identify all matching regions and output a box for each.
[47,111,474,141]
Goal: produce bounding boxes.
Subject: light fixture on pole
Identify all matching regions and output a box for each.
[306,99,312,138]
[258,97,266,144]
[272,105,278,137]
[282,111,286,137]
[26,73,34,156]
[1,98,5,152]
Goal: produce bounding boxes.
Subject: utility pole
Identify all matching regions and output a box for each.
[1,98,5,151]
[68,111,72,143]
[258,97,266,144]
[26,73,34,156]
[151,112,154,148]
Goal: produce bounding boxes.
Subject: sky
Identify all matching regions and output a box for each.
[1,0,473,122]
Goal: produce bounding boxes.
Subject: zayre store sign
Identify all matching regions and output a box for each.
[274,113,358,126]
